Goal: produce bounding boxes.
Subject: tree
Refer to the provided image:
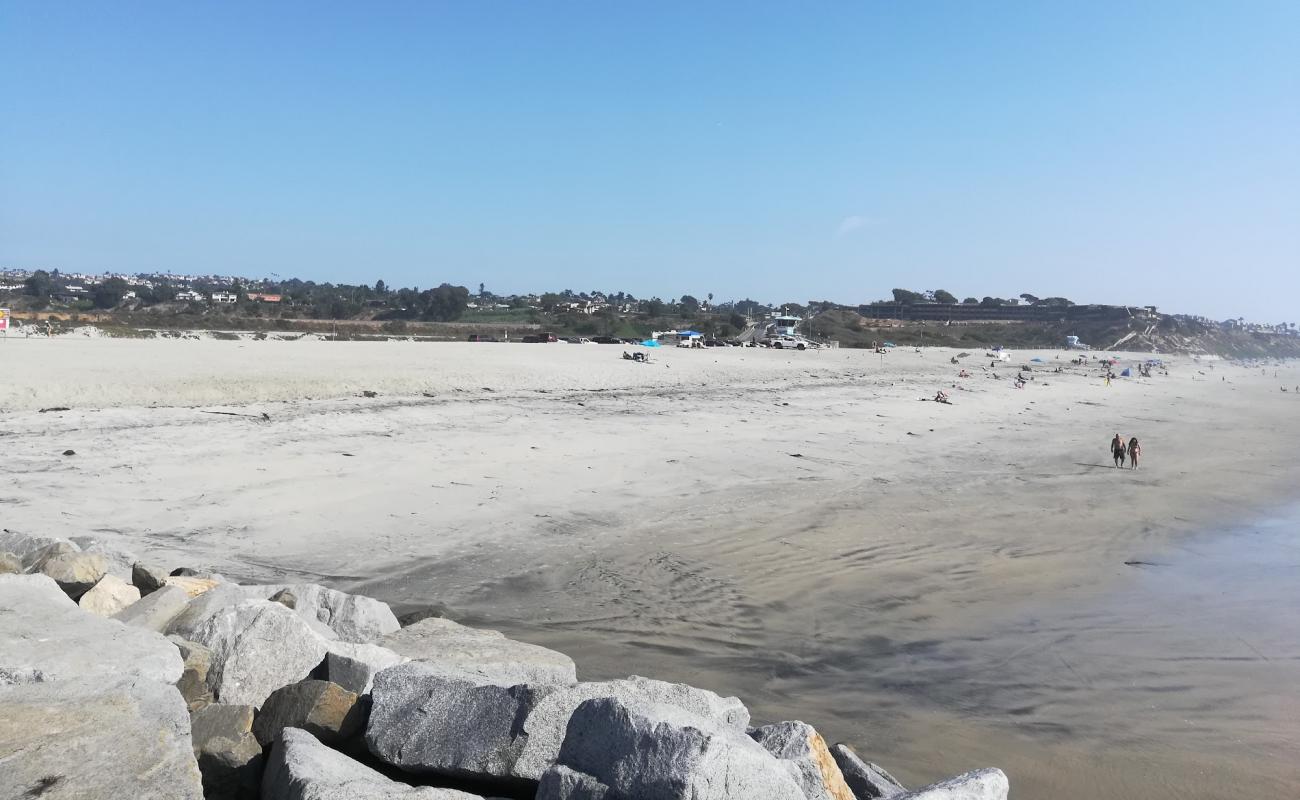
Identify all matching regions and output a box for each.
[891,288,926,304]
[962,297,978,304]
[1038,297,1074,307]
[729,313,747,330]
[374,279,387,295]
[24,269,52,298]
[423,284,469,321]
[539,293,564,312]
[1019,293,1040,305]
[92,278,131,309]
[932,289,958,304]
[643,298,666,317]
[679,295,700,313]
[979,296,1007,308]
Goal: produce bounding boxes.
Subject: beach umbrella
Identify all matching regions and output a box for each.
[642,339,660,347]
[1120,367,1131,377]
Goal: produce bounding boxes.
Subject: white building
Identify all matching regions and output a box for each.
[211,292,237,304]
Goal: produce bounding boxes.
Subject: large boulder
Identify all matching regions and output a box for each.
[133,561,171,595]
[379,617,577,685]
[264,727,485,800]
[243,583,400,643]
[324,641,408,695]
[34,550,108,599]
[367,663,549,781]
[167,582,250,639]
[170,637,217,711]
[115,584,193,632]
[0,551,21,574]
[253,679,366,747]
[78,573,141,616]
[21,539,79,570]
[830,743,907,799]
[897,769,1009,800]
[191,703,263,800]
[68,535,138,580]
[0,573,182,685]
[750,721,855,800]
[188,599,332,707]
[0,528,78,564]
[166,574,225,598]
[513,676,750,780]
[538,696,806,800]
[367,667,750,783]
[0,675,204,800]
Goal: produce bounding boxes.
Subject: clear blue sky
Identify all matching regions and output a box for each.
[2,2,1296,321]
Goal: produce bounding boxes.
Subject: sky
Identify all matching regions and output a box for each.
[2,2,1297,321]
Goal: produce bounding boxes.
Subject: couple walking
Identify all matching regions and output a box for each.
[1111,434,1141,469]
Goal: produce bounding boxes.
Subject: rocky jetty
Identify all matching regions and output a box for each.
[0,528,1010,800]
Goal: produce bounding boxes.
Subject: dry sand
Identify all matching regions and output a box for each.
[4,337,1299,798]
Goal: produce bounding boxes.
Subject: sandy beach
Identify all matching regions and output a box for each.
[5,338,1299,799]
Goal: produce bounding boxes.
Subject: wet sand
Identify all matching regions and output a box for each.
[5,338,1299,798]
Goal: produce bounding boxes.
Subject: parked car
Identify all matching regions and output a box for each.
[591,336,622,344]
[770,336,807,350]
[466,334,497,342]
[521,334,545,343]
[566,337,592,344]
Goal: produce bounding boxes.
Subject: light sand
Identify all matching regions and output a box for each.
[5,338,1299,798]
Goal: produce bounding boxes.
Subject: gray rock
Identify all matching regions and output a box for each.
[0,573,183,686]
[264,727,485,799]
[366,663,550,780]
[0,528,79,563]
[0,551,20,574]
[543,696,806,800]
[133,561,171,595]
[170,637,217,711]
[897,769,1009,800]
[242,583,401,643]
[78,573,141,616]
[536,765,610,800]
[514,676,750,780]
[750,721,855,800]
[0,675,204,800]
[191,703,263,800]
[166,582,249,639]
[35,551,108,599]
[254,679,366,747]
[21,540,78,570]
[380,617,577,685]
[830,743,907,799]
[189,599,332,707]
[69,535,138,580]
[115,584,193,632]
[325,641,408,695]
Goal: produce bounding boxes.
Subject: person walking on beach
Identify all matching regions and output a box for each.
[1128,437,1141,469]
[1111,434,1126,468]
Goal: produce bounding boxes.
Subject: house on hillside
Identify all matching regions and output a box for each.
[211,292,237,304]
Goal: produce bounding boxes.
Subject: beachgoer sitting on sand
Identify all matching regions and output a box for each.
[958,369,970,378]
[1128,437,1141,469]
[934,390,950,404]
[951,356,959,364]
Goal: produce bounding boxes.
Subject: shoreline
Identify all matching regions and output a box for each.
[6,339,1299,798]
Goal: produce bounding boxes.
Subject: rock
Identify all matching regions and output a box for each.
[188,599,331,707]
[242,583,400,643]
[367,663,549,780]
[536,765,610,800]
[167,582,248,638]
[170,637,217,711]
[21,539,79,570]
[78,573,142,616]
[132,561,171,595]
[380,617,577,685]
[253,679,366,747]
[368,666,750,783]
[0,528,79,565]
[0,675,204,800]
[114,583,193,632]
[191,703,263,800]
[171,566,205,576]
[325,641,408,695]
[0,551,20,574]
[68,535,137,580]
[540,696,806,800]
[830,743,907,799]
[897,769,1009,800]
[264,727,484,799]
[34,550,108,599]
[0,573,183,685]
[166,574,224,598]
[514,676,750,779]
[750,721,855,800]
